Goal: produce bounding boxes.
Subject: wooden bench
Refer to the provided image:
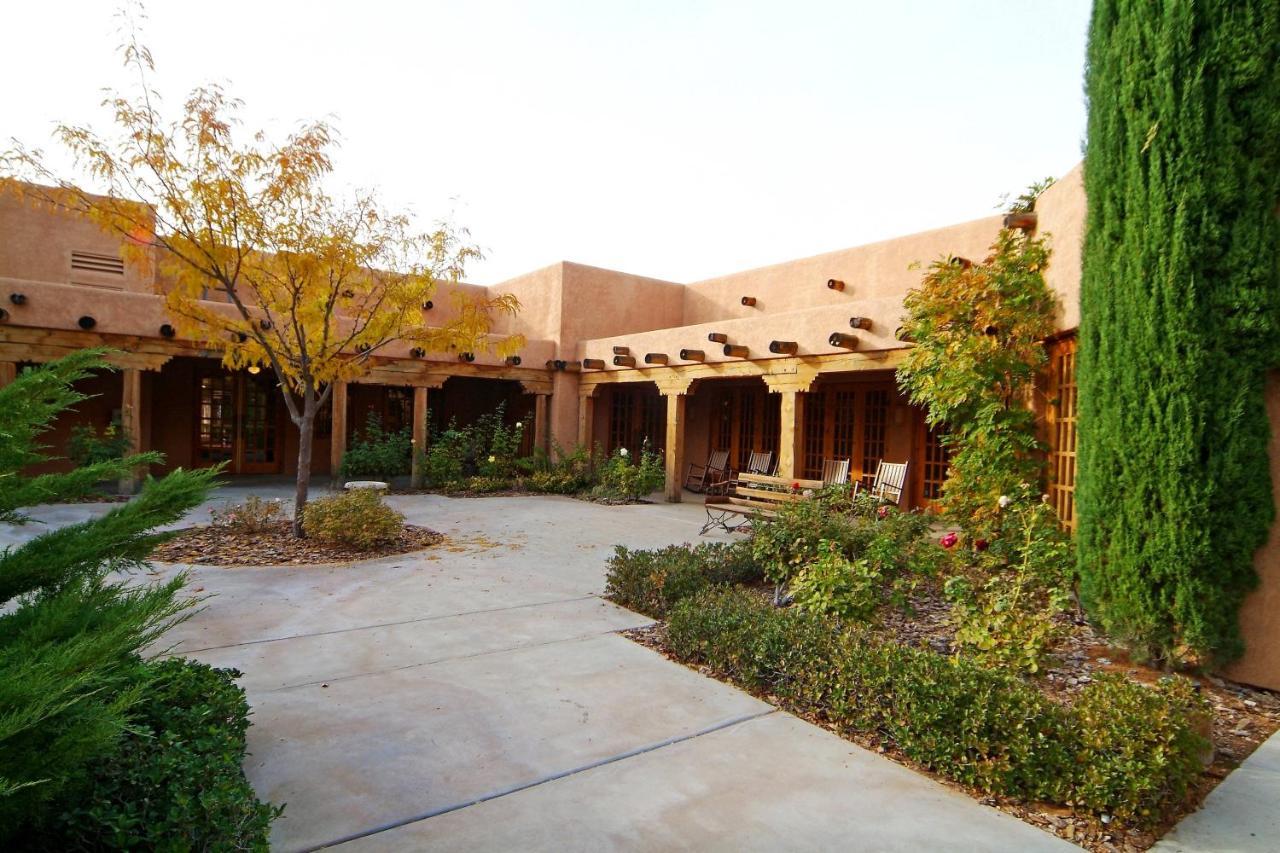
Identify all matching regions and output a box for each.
[700,473,824,535]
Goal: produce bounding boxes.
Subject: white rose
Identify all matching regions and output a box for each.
[997,495,1012,509]
[619,447,629,457]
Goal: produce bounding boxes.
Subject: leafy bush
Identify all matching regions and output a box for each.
[604,540,761,618]
[895,227,1058,536]
[67,420,132,467]
[751,488,940,614]
[302,488,404,549]
[788,539,882,621]
[667,588,1210,824]
[593,442,664,502]
[750,487,864,589]
[209,494,285,533]
[1072,674,1210,822]
[521,442,596,494]
[421,427,468,486]
[49,658,281,851]
[340,416,411,481]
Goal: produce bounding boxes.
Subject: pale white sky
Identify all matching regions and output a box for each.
[5,1,1091,285]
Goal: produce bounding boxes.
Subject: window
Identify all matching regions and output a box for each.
[861,389,889,479]
[802,392,826,479]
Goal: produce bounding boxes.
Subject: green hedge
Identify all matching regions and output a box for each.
[604,540,761,618]
[668,588,1208,823]
[44,658,281,851]
[1079,0,1280,664]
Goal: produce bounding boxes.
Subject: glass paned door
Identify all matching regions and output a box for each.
[197,375,236,465]
[239,373,280,473]
[195,370,283,474]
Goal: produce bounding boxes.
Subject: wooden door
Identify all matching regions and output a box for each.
[194,370,283,474]
[238,372,281,474]
[196,374,236,467]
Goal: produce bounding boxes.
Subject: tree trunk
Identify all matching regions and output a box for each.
[293,407,315,538]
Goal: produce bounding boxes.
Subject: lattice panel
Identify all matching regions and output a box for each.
[922,423,950,502]
[1048,337,1079,530]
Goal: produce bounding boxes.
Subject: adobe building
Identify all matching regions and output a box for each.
[2,165,1279,692]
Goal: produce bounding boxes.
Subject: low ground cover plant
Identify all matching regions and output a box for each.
[302,488,404,549]
[667,588,1209,824]
[604,540,761,618]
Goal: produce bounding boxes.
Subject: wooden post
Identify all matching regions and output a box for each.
[534,393,549,454]
[330,381,348,486]
[577,393,595,449]
[776,390,797,479]
[119,368,143,494]
[663,391,687,503]
[410,385,429,489]
[0,362,16,389]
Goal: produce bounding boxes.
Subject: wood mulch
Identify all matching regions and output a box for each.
[151,521,443,566]
[622,586,1280,852]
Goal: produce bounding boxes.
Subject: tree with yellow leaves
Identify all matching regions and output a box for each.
[3,26,521,535]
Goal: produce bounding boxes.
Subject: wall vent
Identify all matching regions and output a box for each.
[70,251,125,275]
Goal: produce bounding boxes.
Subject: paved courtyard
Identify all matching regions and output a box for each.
[5,486,1077,851]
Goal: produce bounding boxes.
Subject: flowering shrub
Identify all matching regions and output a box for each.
[593,441,664,502]
[945,486,1075,673]
[301,488,404,549]
[209,495,285,534]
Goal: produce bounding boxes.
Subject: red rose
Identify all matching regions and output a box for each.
[974,538,989,552]
[791,482,801,490]
[877,505,890,519]
[940,532,958,549]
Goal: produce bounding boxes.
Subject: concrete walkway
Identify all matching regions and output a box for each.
[8,486,1071,852]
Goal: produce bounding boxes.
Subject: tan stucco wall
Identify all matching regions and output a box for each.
[1227,370,1280,690]
[1034,163,1085,332]
[680,216,1005,326]
[0,191,156,294]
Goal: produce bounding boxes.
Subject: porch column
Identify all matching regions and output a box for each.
[578,388,596,449]
[657,377,694,503]
[765,368,818,481]
[119,368,144,494]
[410,385,429,489]
[0,361,15,389]
[533,393,550,454]
[330,380,348,486]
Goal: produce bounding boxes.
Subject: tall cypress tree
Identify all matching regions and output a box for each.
[1079,0,1280,665]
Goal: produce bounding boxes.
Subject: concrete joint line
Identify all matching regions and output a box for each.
[177,594,600,654]
[303,709,779,851]
[266,628,642,694]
